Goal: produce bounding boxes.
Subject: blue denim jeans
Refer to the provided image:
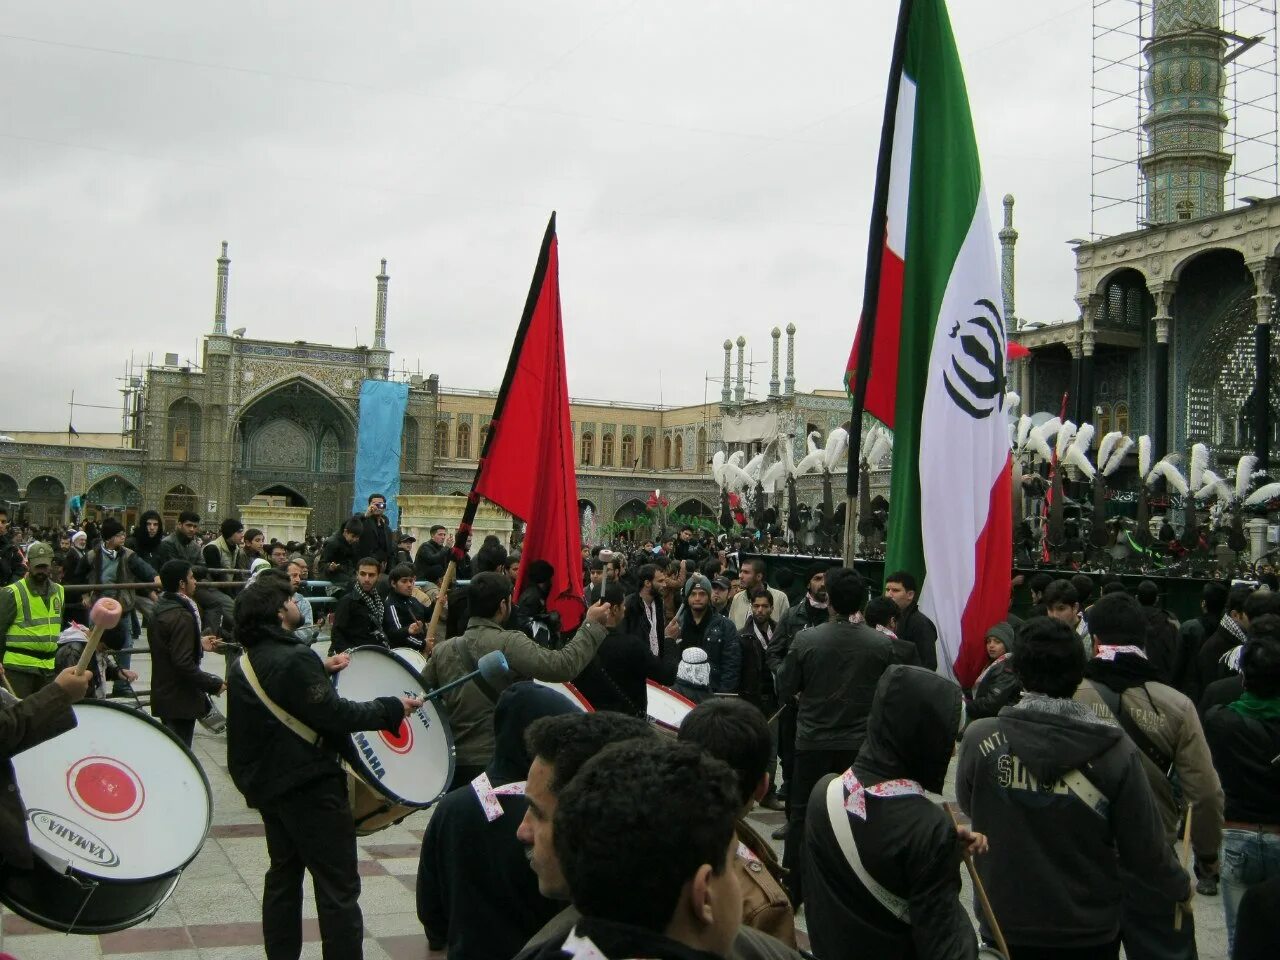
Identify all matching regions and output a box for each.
[1221,827,1280,952]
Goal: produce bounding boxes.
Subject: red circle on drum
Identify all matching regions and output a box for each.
[378,721,414,755]
[66,756,145,821]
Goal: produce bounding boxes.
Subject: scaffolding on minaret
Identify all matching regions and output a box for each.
[1090,0,1279,240]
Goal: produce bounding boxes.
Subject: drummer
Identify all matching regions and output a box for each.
[383,565,428,652]
[0,661,92,874]
[226,570,422,960]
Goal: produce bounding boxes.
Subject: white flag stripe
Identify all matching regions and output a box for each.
[917,188,1009,680]
[885,76,917,258]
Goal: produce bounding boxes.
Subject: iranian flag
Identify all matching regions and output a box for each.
[846,0,1011,686]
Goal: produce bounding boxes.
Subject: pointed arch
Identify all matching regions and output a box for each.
[674,434,684,469]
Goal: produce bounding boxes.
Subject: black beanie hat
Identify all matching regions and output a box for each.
[100,518,125,541]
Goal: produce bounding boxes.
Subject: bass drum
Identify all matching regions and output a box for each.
[1,700,212,933]
[531,679,594,713]
[333,646,455,834]
[646,679,696,736]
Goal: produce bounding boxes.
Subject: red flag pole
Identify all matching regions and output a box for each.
[424,212,559,647]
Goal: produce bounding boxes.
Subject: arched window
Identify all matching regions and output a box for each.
[674,434,684,469]
[1175,199,1194,221]
[401,416,419,473]
[1095,406,1112,441]
[662,436,671,469]
[1115,402,1130,437]
[580,432,594,466]
[479,422,489,453]
[621,434,635,466]
[457,422,472,460]
[434,421,449,458]
[642,436,654,469]
[168,398,202,462]
[601,433,615,467]
[696,428,707,468]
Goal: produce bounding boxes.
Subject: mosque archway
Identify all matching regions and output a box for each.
[0,474,18,507]
[84,474,142,527]
[254,484,309,508]
[673,498,715,519]
[163,485,199,530]
[26,476,66,528]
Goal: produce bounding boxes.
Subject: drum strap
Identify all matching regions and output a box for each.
[241,655,320,747]
[824,774,911,922]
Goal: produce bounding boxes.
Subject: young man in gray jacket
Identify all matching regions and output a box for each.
[958,616,1192,959]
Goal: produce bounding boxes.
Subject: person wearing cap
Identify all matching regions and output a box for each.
[663,573,740,695]
[0,542,67,697]
[966,621,1021,722]
[394,533,415,568]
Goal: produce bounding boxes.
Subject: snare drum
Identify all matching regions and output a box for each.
[532,679,594,712]
[333,646,455,834]
[2,700,211,933]
[646,679,696,735]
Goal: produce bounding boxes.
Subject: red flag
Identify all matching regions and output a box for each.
[472,214,584,632]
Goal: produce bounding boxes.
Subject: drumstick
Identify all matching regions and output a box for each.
[424,561,457,651]
[1174,805,1194,931]
[75,598,124,675]
[946,804,1010,960]
[1,671,18,699]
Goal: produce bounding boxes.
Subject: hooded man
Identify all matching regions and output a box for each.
[126,509,165,569]
[966,622,1021,723]
[417,682,580,960]
[957,616,1191,958]
[805,665,982,959]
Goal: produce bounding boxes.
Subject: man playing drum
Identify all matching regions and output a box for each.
[227,570,422,960]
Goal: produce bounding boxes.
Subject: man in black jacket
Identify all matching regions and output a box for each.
[383,564,428,651]
[319,518,364,593]
[957,616,1191,959]
[417,682,579,959]
[227,570,420,960]
[884,570,938,671]
[573,583,672,716]
[776,567,894,907]
[414,525,450,583]
[330,558,388,654]
[149,560,225,747]
[155,509,235,638]
[355,493,396,571]
[806,665,982,959]
[621,564,664,657]
[767,565,829,825]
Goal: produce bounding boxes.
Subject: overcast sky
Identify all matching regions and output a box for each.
[1,1,1098,432]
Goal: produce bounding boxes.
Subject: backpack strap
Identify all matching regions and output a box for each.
[824,774,911,922]
[1090,680,1173,776]
[240,654,320,746]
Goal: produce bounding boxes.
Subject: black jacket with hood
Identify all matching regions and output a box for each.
[125,509,165,569]
[805,666,977,960]
[417,682,577,960]
[957,694,1190,948]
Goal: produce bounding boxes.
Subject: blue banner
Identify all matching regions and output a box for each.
[353,379,410,529]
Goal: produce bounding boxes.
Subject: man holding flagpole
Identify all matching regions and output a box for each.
[844,0,1012,690]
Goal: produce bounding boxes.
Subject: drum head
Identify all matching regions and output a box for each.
[334,646,455,807]
[12,700,211,882]
[532,679,594,713]
[646,680,695,733]
[391,647,428,675]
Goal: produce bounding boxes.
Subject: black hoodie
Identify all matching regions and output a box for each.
[805,665,976,960]
[957,694,1190,948]
[126,510,165,569]
[417,682,578,960]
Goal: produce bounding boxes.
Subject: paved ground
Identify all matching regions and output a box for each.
[1,648,1231,959]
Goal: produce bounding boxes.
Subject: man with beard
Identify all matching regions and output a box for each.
[767,565,830,830]
[227,570,421,960]
[355,493,396,572]
[0,543,65,697]
[126,509,165,570]
[728,559,789,631]
[573,583,673,717]
[805,665,983,958]
[737,590,778,716]
[664,575,740,696]
[1073,593,1223,960]
[622,564,665,658]
[156,510,235,639]
[330,558,388,653]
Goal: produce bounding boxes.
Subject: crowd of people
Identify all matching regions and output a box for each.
[1,496,1278,960]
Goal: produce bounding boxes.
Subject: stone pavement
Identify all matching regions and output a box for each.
[0,648,1231,959]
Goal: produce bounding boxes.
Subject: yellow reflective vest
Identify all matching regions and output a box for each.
[3,579,63,673]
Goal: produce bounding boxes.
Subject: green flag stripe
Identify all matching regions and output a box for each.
[882,0,984,581]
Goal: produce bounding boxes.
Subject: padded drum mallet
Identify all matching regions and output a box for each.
[75,597,124,675]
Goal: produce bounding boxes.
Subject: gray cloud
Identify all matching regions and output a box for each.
[0,1,1093,432]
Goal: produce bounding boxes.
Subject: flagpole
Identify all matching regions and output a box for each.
[425,212,558,647]
[842,0,915,564]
